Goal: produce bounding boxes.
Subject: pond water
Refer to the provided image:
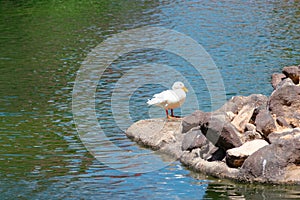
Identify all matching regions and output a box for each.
[1,0,300,199]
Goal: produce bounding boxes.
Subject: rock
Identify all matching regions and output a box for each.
[181,128,207,151]
[200,115,243,151]
[181,110,210,133]
[255,109,277,137]
[231,104,255,132]
[244,131,263,142]
[189,143,225,161]
[126,118,184,158]
[127,116,300,184]
[226,139,269,168]
[227,94,268,125]
[126,118,241,181]
[207,148,226,162]
[274,78,295,90]
[181,127,226,161]
[216,97,243,114]
[268,128,300,144]
[289,118,300,128]
[226,111,236,121]
[245,123,256,132]
[126,65,300,184]
[180,151,240,179]
[271,73,286,89]
[276,116,289,127]
[251,104,266,123]
[282,65,300,84]
[217,94,268,115]
[269,85,300,127]
[192,142,221,161]
[240,133,300,183]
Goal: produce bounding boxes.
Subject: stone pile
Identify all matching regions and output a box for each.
[126,65,300,184]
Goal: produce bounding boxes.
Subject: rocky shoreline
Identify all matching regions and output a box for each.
[126,65,300,184]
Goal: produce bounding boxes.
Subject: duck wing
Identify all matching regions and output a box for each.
[147,90,173,106]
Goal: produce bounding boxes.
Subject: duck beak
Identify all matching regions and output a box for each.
[183,87,188,92]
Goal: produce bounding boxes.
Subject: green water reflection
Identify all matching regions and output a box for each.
[0,0,158,180]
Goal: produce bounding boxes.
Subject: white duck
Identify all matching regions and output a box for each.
[147,82,188,118]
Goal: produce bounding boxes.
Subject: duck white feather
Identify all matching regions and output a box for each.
[147,82,188,118]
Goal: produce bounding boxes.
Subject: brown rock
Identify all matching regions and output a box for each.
[231,104,255,132]
[282,65,300,84]
[289,118,300,128]
[255,109,277,137]
[217,94,268,115]
[241,133,300,183]
[181,128,207,151]
[274,78,295,89]
[269,85,300,127]
[207,148,226,161]
[181,110,210,133]
[200,115,243,151]
[216,96,244,114]
[276,116,289,127]
[244,131,262,142]
[182,128,228,161]
[245,123,256,132]
[271,73,286,89]
[226,139,269,168]
[268,128,300,144]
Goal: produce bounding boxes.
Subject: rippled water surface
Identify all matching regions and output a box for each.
[1,1,300,199]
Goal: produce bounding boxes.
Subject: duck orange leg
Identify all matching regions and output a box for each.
[166,109,177,119]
